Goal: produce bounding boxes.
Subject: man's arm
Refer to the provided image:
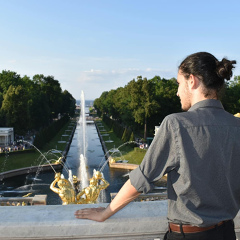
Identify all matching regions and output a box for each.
[74,179,140,222]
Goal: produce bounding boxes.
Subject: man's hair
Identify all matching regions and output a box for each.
[179,52,236,97]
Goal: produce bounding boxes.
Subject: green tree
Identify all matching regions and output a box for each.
[113,87,134,125]
[128,76,159,139]
[93,97,102,116]
[150,77,181,125]
[1,85,30,135]
[221,76,240,114]
[33,74,62,118]
[28,90,51,130]
[61,90,76,117]
[0,70,22,93]
[94,91,109,116]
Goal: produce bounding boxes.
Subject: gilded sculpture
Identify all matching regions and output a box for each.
[50,171,109,205]
[50,172,76,205]
[76,171,109,204]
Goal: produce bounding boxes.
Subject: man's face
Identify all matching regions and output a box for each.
[177,71,192,111]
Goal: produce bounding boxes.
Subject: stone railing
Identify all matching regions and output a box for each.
[0,201,240,240]
[0,195,47,206]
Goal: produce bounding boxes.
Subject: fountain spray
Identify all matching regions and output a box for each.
[78,91,88,189]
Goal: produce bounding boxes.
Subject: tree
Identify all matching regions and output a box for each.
[150,77,181,125]
[0,70,22,93]
[221,76,240,114]
[33,74,62,118]
[113,87,134,125]
[61,90,76,117]
[94,91,109,116]
[28,89,51,130]
[93,97,102,116]
[128,76,159,139]
[1,85,30,135]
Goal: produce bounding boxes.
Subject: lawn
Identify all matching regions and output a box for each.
[96,120,146,165]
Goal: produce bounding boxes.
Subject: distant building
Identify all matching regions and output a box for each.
[0,128,14,146]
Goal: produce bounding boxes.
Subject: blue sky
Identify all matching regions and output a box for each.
[0,0,240,100]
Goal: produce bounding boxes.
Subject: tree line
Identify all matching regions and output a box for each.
[94,75,240,139]
[0,70,76,136]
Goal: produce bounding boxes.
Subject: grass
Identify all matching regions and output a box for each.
[0,120,76,173]
[97,120,146,165]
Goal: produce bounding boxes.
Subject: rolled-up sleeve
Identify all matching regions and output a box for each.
[129,115,179,194]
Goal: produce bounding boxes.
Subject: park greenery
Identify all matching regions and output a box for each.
[0,70,76,136]
[96,119,146,165]
[1,70,240,172]
[94,75,240,139]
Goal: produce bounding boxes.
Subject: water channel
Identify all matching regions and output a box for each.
[0,108,130,205]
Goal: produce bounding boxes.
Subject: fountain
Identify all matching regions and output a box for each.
[49,91,110,205]
[77,91,89,189]
[0,92,136,205]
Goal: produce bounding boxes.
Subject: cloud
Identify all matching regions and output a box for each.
[8,60,17,64]
[63,66,176,100]
[0,54,176,100]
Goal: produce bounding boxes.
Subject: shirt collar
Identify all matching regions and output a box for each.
[188,99,224,112]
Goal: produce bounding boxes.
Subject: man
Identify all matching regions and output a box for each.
[75,52,240,240]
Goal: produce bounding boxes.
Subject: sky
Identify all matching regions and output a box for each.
[0,0,240,100]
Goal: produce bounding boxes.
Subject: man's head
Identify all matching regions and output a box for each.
[177,52,236,110]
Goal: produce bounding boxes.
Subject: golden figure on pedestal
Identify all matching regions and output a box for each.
[50,172,76,205]
[76,171,109,204]
[50,171,109,205]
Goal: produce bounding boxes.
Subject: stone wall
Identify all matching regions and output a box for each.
[0,201,240,240]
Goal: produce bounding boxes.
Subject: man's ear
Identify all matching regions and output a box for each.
[188,74,200,90]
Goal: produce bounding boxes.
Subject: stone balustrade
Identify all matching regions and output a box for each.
[0,200,240,240]
[0,194,47,206]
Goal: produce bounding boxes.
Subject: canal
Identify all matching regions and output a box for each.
[0,118,130,205]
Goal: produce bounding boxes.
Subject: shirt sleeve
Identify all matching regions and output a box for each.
[130,115,179,194]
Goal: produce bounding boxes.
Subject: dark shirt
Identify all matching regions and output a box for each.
[130,99,240,227]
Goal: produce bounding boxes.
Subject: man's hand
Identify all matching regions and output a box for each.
[75,207,106,222]
[74,179,140,222]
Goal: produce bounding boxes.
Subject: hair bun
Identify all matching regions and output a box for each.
[216,58,236,80]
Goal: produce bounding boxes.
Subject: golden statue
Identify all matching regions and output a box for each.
[50,171,109,205]
[76,171,109,204]
[50,172,76,205]
[55,156,64,164]
[23,193,32,197]
[72,175,81,193]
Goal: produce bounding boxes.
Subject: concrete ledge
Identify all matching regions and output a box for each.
[0,201,168,240]
[1,201,240,240]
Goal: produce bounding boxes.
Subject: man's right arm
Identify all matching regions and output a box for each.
[74,179,140,222]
